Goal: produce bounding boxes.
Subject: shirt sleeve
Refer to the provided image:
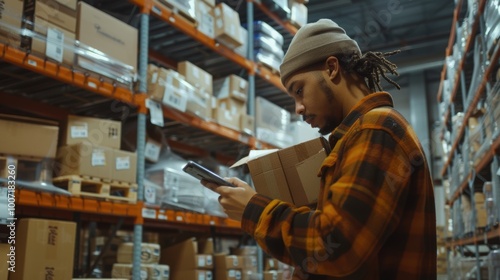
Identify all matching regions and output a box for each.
[241,128,412,277]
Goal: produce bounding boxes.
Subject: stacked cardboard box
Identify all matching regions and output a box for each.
[0,0,23,45]
[10,218,77,280]
[213,3,243,49]
[230,246,258,280]
[20,0,77,65]
[55,115,137,185]
[76,2,137,84]
[194,0,215,38]
[177,60,214,120]
[112,242,170,280]
[213,74,253,132]
[160,238,214,280]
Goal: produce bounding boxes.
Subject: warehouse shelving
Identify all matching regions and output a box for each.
[0,0,299,278]
[438,0,500,278]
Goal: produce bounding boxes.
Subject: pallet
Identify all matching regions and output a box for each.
[52,175,138,203]
[153,0,197,27]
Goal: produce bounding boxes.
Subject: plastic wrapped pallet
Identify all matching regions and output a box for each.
[255,97,292,148]
[247,21,284,46]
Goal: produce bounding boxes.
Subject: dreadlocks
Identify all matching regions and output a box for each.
[338,50,401,92]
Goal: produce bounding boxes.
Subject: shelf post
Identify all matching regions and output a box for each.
[132,10,150,280]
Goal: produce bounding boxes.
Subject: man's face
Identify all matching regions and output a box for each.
[285,69,344,135]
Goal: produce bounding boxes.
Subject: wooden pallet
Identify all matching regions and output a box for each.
[153,0,197,27]
[52,175,138,203]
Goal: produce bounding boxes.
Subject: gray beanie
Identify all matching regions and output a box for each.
[280,19,361,85]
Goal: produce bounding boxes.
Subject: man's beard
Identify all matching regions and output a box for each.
[317,77,338,135]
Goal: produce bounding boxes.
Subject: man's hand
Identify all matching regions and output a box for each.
[201,177,257,221]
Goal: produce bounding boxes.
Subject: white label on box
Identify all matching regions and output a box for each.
[198,255,206,267]
[233,257,239,266]
[71,125,88,138]
[198,274,205,280]
[163,76,187,112]
[239,79,246,89]
[152,72,159,84]
[206,255,213,266]
[46,27,64,63]
[116,156,130,170]
[216,18,223,28]
[158,209,167,220]
[146,98,165,127]
[140,270,148,279]
[142,208,157,219]
[206,271,212,280]
[91,150,106,166]
[88,81,97,88]
[214,7,221,16]
[176,215,183,221]
[229,270,236,277]
[145,184,156,204]
[235,270,241,280]
[145,140,161,162]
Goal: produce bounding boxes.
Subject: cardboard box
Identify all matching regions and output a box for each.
[147,67,189,112]
[213,75,248,102]
[240,114,255,135]
[215,254,244,270]
[217,97,246,116]
[186,87,212,120]
[232,137,330,205]
[31,17,75,65]
[0,243,8,280]
[178,60,213,93]
[216,269,242,280]
[175,270,212,280]
[195,0,214,38]
[213,107,240,132]
[62,115,122,149]
[111,263,169,280]
[263,271,283,280]
[241,268,258,280]
[213,3,242,49]
[117,242,161,264]
[111,149,137,183]
[76,2,138,71]
[55,142,113,179]
[0,114,59,158]
[234,26,248,58]
[22,0,77,32]
[156,0,196,20]
[160,238,214,272]
[0,0,23,45]
[11,218,76,280]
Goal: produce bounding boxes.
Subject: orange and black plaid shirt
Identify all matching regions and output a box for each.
[242,92,436,279]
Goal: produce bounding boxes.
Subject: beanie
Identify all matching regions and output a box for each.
[279,19,361,85]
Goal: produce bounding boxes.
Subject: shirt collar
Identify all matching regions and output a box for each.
[328,92,394,145]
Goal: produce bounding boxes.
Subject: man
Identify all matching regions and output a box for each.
[203,19,436,279]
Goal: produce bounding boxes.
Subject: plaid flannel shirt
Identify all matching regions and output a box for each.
[242,92,436,279]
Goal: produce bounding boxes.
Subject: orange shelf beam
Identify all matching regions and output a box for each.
[130,0,254,74]
[448,227,500,247]
[16,189,140,218]
[0,44,138,106]
[251,0,297,35]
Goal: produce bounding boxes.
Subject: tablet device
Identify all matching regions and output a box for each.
[182,161,237,188]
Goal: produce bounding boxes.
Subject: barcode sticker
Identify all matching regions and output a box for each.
[142,208,156,219]
[229,270,235,277]
[145,185,156,203]
[27,60,37,67]
[115,156,130,170]
[70,125,88,138]
[91,150,106,166]
[146,99,164,127]
[145,141,161,162]
[197,255,206,267]
[46,28,64,63]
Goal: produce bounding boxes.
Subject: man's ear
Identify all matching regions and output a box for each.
[325,56,340,80]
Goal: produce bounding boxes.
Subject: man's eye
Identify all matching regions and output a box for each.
[296,88,303,96]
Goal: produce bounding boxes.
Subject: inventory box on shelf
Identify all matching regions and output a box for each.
[31,17,75,65]
[0,0,23,45]
[62,115,122,149]
[117,242,161,264]
[213,75,248,102]
[11,218,76,280]
[111,263,170,280]
[213,3,243,49]
[0,114,59,158]
[160,238,214,272]
[232,137,330,205]
[76,2,138,80]
[194,0,215,38]
[55,142,113,180]
[177,60,213,94]
[112,149,137,183]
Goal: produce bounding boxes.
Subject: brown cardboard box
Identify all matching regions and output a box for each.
[76,2,138,71]
[0,114,59,158]
[111,149,137,183]
[31,17,75,65]
[186,87,212,120]
[0,243,9,280]
[213,107,241,132]
[147,67,189,112]
[56,142,113,179]
[232,137,330,205]
[11,218,76,280]
[0,0,23,45]
[240,114,255,135]
[176,269,212,280]
[213,75,248,102]
[215,254,244,270]
[62,115,122,149]
[195,0,215,38]
[22,0,77,33]
[111,263,169,279]
[116,242,161,264]
[216,269,242,280]
[178,60,213,93]
[213,3,242,49]
[160,238,214,271]
[218,97,246,116]
[263,271,284,280]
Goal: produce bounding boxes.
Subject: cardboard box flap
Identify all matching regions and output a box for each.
[0,113,58,127]
[230,149,278,168]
